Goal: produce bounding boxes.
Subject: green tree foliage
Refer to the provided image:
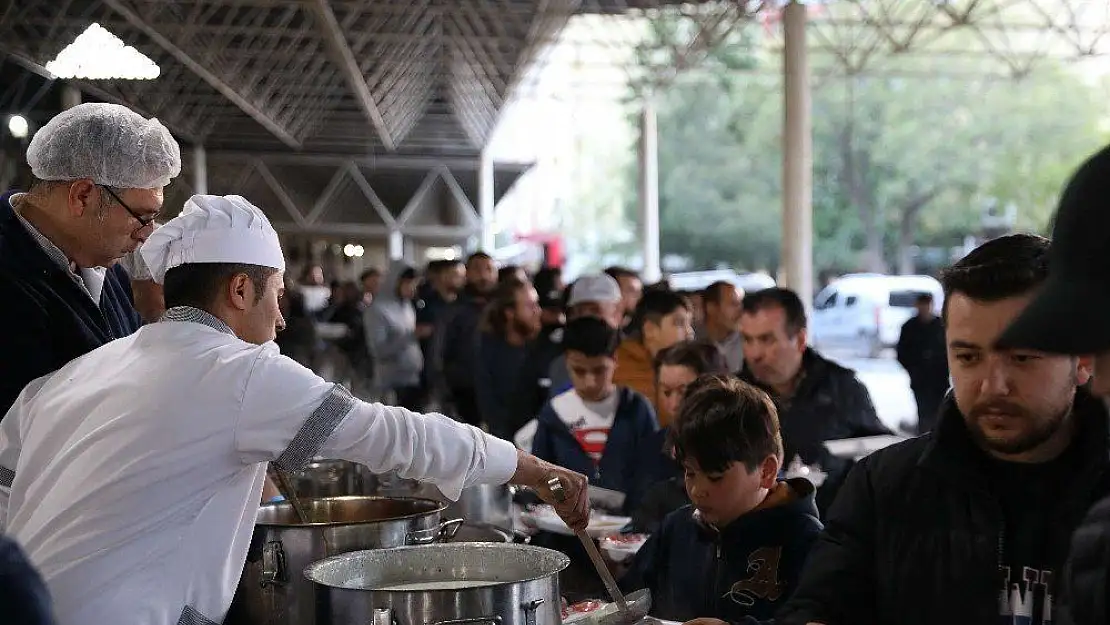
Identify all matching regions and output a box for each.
[627,13,1107,275]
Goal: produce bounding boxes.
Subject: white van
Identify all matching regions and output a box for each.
[810,273,943,357]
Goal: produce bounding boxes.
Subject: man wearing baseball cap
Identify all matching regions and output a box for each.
[995,144,1110,625]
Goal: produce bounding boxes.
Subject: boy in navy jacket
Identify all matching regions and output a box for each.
[532,316,659,515]
[620,375,823,624]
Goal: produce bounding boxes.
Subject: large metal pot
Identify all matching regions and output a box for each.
[304,543,569,625]
[455,483,515,529]
[293,460,377,499]
[230,496,462,625]
[297,461,515,530]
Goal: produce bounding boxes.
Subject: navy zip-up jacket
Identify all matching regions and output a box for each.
[0,191,141,415]
[620,478,823,624]
[531,386,658,514]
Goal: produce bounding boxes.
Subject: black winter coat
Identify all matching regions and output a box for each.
[738,348,891,514]
[1063,484,1110,625]
[0,535,56,625]
[0,192,141,415]
[777,388,1110,625]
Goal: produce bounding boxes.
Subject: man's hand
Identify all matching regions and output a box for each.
[510,449,590,531]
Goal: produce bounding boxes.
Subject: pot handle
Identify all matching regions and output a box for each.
[260,540,287,587]
[439,518,464,540]
[522,598,545,625]
[408,518,464,545]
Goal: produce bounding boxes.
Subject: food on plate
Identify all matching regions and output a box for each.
[604,533,648,544]
[562,600,604,619]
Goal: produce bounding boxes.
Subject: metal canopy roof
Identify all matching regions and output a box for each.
[1,0,597,155]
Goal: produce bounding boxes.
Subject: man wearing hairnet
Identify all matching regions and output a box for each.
[0,102,181,415]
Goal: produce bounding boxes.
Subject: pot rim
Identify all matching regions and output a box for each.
[257,495,448,528]
[303,542,571,588]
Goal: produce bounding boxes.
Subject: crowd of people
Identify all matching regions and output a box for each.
[5,103,1110,625]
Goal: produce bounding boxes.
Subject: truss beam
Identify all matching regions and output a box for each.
[309,0,396,151]
[101,0,303,148]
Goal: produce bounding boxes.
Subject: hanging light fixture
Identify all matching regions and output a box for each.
[46,23,160,80]
[7,115,29,139]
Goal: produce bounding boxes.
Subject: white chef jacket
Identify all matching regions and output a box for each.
[0,306,519,625]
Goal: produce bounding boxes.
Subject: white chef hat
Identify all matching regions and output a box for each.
[27,102,181,189]
[140,194,285,284]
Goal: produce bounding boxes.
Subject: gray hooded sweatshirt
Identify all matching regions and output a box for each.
[364,264,423,389]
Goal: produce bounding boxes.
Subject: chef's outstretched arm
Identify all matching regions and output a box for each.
[235,348,591,530]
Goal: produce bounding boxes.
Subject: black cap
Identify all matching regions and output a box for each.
[997,144,1110,354]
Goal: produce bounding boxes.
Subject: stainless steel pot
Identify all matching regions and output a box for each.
[304,543,570,625]
[230,496,462,625]
[442,483,514,530]
[293,460,377,499]
[297,462,515,530]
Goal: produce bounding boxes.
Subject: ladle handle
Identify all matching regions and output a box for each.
[270,465,310,525]
[546,477,629,613]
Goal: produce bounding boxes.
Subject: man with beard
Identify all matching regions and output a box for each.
[438,252,498,426]
[474,280,544,440]
[778,234,1110,625]
[416,260,465,408]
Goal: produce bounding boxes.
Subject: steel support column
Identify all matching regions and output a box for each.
[782,0,814,310]
[193,145,208,195]
[478,148,496,252]
[638,97,661,284]
[389,229,404,261]
[61,85,81,110]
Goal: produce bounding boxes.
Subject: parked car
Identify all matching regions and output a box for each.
[810,273,943,357]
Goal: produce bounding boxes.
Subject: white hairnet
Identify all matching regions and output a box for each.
[26,102,181,189]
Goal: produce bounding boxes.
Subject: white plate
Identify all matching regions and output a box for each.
[599,534,649,562]
[522,506,631,538]
[824,435,908,459]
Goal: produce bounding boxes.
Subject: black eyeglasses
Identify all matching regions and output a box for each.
[98,185,159,229]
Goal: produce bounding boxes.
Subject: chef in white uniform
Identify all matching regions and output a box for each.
[0,194,589,625]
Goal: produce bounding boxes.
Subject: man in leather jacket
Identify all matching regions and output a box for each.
[779,234,1110,625]
[996,144,1110,625]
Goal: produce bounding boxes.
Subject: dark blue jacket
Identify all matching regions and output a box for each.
[0,534,56,624]
[620,478,823,624]
[474,332,530,440]
[437,289,487,391]
[531,387,659,514]
[0,191,142,415]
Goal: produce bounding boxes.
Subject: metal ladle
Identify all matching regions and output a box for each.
[547,477,650,625]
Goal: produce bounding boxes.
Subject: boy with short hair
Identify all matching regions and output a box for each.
[532,316,659,514]
[614,289,695,426]
[620,375,823,624]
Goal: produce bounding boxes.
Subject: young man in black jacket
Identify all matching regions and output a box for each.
[995,144,1110,625]
[778,234,1110,625]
